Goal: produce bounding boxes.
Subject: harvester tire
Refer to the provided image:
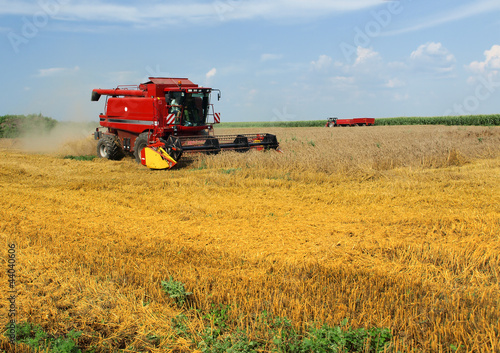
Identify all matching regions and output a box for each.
[97,135,124,160]
[134,132,150,163]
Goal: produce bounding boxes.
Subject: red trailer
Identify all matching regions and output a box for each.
[352,118,375,126]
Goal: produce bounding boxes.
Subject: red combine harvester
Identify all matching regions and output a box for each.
[325,117,375,127]
[92,77,279,169]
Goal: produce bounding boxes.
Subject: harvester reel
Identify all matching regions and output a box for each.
[233,135,250,153]
[163,135,183,162]
[203,137,220,155]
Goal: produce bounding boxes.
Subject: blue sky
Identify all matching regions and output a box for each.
[1,0,499,122]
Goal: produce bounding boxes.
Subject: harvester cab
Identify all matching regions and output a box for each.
[165,88,212,127]
[92,77,279,169]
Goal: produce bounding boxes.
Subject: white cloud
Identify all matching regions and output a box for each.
[384,78,405,88]
[325,47,387,90]
[466,44,500,85]
[353,47,381,67]
[467,44,500,75]
[36,66,80,77]
[311,55,333,71]
[383,0,500,36]
[393,93,409,101]
[409,42,456,75]
[335,47,383,77]
[206,68,217,80]
[322,43,453,95]
[387,61,407,71]
[0,0,384,28]
[329,76,356,89]
[261,54,283,62]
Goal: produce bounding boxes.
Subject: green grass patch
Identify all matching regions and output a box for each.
[63,155,97,161]
[220,168,241,174]
[5,322,82,353]
[171,304,392,353]
[161,277,193,307]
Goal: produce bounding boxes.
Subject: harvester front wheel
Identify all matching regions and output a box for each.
[97,135,124,160]
[134,132,150,163]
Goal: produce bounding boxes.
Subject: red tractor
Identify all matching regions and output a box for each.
[325,117,375,127]
[92,77,279,169]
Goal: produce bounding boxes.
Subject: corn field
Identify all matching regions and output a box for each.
[218,114,500,128]
[0,125,499,352]
[374,115,500,126]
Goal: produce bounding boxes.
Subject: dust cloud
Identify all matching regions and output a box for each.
[17,122,99,156]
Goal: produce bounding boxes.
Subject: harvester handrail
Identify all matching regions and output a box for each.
[116,84,141,90]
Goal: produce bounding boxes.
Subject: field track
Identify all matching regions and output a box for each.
[0,125,499,352]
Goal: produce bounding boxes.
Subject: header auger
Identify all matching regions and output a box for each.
[92,77,279,169]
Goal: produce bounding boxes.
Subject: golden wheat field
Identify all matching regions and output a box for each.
[0,125,499,352]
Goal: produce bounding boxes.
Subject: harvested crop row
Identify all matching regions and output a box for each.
[0,125,499,352]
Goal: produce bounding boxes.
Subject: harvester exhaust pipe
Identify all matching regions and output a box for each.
[91,91,101,102]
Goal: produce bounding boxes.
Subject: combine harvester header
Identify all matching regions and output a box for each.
[92,77,279,169]
[326,117,375,127]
